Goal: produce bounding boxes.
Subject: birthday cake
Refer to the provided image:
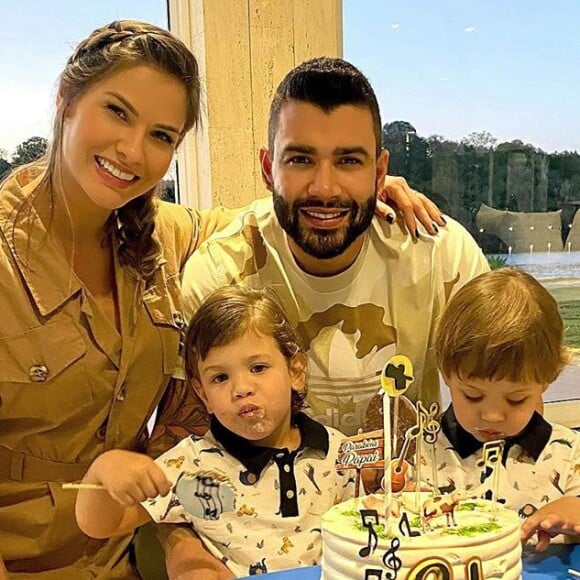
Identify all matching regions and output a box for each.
[321,493,522,579]
[321,359,523,579]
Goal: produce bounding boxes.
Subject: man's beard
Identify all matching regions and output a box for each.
[272,192,376,259]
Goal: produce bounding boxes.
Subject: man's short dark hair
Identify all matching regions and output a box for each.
[268,57,382,155]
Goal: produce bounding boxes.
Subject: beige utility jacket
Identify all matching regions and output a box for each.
[0,166,232,578]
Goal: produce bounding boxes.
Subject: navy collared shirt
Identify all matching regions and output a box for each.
[211,412,330,516]
[441,405,552,465]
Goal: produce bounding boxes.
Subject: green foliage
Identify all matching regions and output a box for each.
[11,136,48,166]
[380,121,579,240]
[486,255,508,270]
[456,502,483,511]
[0,157,11,179]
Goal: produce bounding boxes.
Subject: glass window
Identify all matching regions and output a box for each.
[344,0,580,426]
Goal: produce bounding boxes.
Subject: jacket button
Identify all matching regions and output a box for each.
[172,311,185,329]
[29,364,49,383]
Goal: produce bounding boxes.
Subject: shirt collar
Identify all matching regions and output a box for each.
[209,412,329,476]
[0,166,83,315]
[441,405,552,464]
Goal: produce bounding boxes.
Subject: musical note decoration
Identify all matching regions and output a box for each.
[478,440,505,517]
[398,511,421,537]
[382,537,402,579]
[420,401,441,491]
[359,509,380,557]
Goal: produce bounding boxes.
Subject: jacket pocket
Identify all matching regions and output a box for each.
[0,320,91,422]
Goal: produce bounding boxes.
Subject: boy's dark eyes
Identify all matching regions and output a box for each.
[508,398,527,406]
[251,364,268,373]
[211,373,229,384]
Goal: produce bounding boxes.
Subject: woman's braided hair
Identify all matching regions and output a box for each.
[41,20,201,284]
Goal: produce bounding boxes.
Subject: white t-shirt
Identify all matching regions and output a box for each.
[182,199,489,435]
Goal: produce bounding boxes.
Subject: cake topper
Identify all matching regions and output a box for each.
[420,401,441,492]
[381,355,414,456]
[380,355,414,526]
[336,428,384,497]
[478,440,505,518]
[390,424,421,494]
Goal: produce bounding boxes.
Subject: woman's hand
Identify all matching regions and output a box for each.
[376,175,446,238]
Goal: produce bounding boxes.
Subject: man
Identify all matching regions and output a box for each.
[153,57,488,580]
[180,57,489,437]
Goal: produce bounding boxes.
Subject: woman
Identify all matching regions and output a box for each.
[0,20,441,579]
[0,20,236,579]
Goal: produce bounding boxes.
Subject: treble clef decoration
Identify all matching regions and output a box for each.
[420,401,441,445]
[382,537,402,579]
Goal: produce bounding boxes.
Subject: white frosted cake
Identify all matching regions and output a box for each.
[321,493,522,579]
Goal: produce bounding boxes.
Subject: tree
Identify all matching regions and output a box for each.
[11,136,48,166]
[460,131,497,150]
[0,148,11,179]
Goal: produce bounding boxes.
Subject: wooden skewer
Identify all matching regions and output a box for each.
[61,482,105,490]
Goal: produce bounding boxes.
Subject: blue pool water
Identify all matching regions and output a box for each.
[490,251,580,282]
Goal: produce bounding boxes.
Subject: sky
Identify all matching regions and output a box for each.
[1,0,578,158]
[0,0,167,158]
[343,0,580,153]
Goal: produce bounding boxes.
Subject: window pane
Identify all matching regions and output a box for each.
[344,0,580,423]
